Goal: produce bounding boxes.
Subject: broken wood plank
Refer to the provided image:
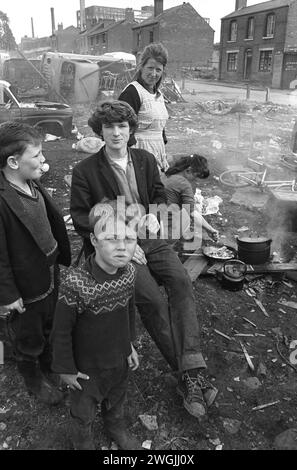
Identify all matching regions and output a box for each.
[211,263,297,275]
[254,298,269,317]
[183,251,209,282]
[239,341,255,371]
[246,263,297,273]
[214,329,232,341]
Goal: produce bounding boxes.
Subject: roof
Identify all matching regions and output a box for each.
[222,0,293,19]
[79,20,117,37]
[132,2,214,30]
[86,19,136,37]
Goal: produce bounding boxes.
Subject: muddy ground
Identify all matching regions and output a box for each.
[1,93,297,451]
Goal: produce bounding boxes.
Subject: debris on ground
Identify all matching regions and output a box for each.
[72,136,104,153]
[252,400,281,411]
[138,414,158,431]
[274,428,297,450]
[44,133,61,142]
[142,440,152,450]
[278,299,297,310]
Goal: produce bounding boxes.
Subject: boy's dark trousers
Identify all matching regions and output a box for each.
[70,361,141,450]
[7,271,63,404]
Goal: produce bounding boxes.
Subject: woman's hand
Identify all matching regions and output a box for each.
[132,244,147,265]
[60,372,89,391]
[128,344,139,371]
[210,230,219,242]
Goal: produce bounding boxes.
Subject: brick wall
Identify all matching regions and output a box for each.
[108,22,134,53]
[133,4,214,73]
[285,0,297,51]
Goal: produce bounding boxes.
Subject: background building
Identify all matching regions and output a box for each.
[76,5,153,30]
[220,0,297,89]
[132,1,214,73]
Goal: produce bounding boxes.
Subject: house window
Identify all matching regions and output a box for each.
[90,36,94,46]
[259,50,273,71]
[227,52,238,71]
[265,13,275,37]
[246,17,254,39]
[229,21,238,42]
[96,34,99,44]
[149,31,154,43]
[102,33,106,44]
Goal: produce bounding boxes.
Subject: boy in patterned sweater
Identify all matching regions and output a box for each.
[51,200,142,450]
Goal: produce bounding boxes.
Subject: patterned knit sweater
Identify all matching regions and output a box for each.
[51,255,136,374]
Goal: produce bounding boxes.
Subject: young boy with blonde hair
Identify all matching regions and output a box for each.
[51,200,141,450]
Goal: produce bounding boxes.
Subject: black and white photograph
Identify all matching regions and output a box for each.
[0,0,297,455]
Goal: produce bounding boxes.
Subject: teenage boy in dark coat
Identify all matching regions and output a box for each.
[70,101,218,420]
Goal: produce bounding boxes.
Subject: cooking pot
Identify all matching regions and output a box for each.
[221,260,247,291]
[237,236,272,265]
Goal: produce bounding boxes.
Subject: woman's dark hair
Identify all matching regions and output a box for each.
[166,154,210,179]
[134,43,168,91]
[0,122,43,169]
[88,100,138,137]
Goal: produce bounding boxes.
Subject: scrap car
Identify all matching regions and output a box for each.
[0,79,73,137]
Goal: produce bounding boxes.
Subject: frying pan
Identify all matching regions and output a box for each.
[202,244,237,261]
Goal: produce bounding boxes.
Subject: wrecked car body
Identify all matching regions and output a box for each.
[0,79,73,137]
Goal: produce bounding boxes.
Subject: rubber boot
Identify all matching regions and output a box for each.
[102,401,142,450]
[70,419,96,450]
[17,360,63,405]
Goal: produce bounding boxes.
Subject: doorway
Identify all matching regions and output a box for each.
[244,49,253,80]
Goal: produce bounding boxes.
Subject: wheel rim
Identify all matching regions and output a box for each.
[219,169,252,187]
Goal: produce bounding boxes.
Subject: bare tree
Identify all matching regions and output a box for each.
[0,11,17,50]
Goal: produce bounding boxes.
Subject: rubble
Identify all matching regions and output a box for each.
[138,414,158,431]
[222,418,241,435]
[274,428,297,450]
[243,377,261,390]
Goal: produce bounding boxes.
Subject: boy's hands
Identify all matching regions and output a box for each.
[132,244,147,265]
[3,298,26,315]
[128,344,139,371]
[60,372,89,391]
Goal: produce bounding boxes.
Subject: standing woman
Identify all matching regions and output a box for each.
[118,43,169,174]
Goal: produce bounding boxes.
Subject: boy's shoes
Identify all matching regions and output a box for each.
[102,403,142,450]
[17,360,64,406]
[105,425,142,450]
[71,421,96,450]
[177,371,218,419]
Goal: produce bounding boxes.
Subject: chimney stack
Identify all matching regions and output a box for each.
[80,0,86,31]
[31,17,35,38]
[125,8,135,22]
[50,7,56,35]
[154,0,163,17]
[235,0,247,10]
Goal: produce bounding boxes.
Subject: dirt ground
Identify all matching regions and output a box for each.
[1,94,297,451]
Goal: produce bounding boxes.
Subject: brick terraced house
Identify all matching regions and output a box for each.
[220,0,297,89]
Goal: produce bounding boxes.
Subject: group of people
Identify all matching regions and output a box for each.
[0,43,219,451]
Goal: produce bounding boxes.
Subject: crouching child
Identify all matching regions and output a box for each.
[51,200,142,450]
[0,122,71,405]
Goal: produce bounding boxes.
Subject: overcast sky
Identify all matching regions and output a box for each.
[2,0,261,43]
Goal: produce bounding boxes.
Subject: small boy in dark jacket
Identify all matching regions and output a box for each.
[0,121,71,405]
[51,200,141,450]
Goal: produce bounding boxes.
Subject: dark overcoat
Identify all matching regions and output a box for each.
[70,146,166,243]
[0,171,71,306]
